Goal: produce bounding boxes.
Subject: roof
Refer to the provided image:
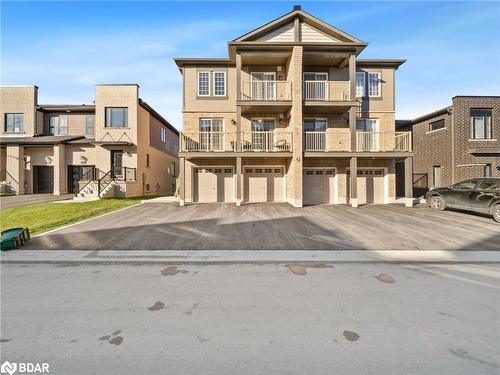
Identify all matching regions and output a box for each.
[0,135,84,145]
[356,59,406,69]
[395,120,412,130]
[232,6,366,45]
[139,99,179,135]
[410,107,452,124]
[37,104,95,113]
[174,58,232,68]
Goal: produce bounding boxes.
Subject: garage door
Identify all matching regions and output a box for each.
[33,166,54,194]
[303,169,336,205]
[347,169,385,205]
[244,167,284,203]
[194,167,234,202]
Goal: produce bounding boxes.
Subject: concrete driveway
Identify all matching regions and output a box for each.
[0,194,73,209]
[26,203,500,250]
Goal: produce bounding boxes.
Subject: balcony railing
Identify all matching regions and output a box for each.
[356,131,412,152]
[240,81,292,101]
[180,131,292,152]
[304,131,412,152]
[241,131,292,152]
[303,81,350,101]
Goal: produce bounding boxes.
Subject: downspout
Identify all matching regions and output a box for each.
[450,106,455,184]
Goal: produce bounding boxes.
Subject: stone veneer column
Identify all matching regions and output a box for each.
[6,145,24,194]
[53,144,66,195]
[289,45,303,207]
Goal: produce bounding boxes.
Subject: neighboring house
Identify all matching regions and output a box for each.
[0,84,179,198]
[396,96,499,197]
[175,6,413,207]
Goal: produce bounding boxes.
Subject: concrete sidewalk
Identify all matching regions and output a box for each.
[1,250,500,265]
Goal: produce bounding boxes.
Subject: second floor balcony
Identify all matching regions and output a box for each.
[240,81,292,101]
[180,131,293,153]
[304,131,412,153]
[303,80,351,102]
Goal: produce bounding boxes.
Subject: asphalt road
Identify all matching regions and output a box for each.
[1,262,499,374]
[26,202,500,250]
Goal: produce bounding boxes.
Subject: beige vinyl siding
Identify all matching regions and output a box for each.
[257,22,294,42]
[301,23,340,42]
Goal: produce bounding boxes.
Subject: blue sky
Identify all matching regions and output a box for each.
[1,1,499,129]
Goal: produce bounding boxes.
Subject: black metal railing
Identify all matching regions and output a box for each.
[75,166,137,197]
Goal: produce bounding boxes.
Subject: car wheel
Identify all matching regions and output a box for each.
[429,196,445,211]
[491,204,500,223]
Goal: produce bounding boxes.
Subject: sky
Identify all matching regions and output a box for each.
[1,1,499,129]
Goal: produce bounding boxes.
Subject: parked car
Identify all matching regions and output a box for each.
[426,178,500,223]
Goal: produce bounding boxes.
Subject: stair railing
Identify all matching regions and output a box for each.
[75,167,101,197]
[1,169,20,194]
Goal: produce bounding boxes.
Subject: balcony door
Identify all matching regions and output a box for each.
[304,72,328,100]
[356,119,380,151]
[251,119,275,151]
[251,72,276,100]
[199,118,224,151]
[304,119,327,151]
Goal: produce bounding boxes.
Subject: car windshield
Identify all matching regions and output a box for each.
[452,180,478,190]
[479,180,500,190]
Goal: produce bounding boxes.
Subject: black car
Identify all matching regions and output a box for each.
[426,178,500,223]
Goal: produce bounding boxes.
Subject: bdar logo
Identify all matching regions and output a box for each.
[0,361,17,375]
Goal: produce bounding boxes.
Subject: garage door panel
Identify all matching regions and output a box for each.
[348,169,385,205]
[244,167,284,203]
[303,169,335,205]
[194,168,234,203]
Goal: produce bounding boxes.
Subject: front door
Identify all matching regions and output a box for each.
[34,166,54,194]
[111,151,123,178]
[68,165,95,193]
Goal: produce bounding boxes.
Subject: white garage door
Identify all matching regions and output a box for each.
[348,169,385,205]
[194,167,234,203]
[244,167,285,203]
[303,169,336,205]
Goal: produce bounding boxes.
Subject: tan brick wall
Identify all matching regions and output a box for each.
[0,86,37,137]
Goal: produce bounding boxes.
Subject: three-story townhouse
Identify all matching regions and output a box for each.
[175,6,413,207]
[0,84,179,198]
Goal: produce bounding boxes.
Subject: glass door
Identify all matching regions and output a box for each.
[251,119,275,151]
[111,151,123,178]
[251,72,276,100]
[199,119,224,151]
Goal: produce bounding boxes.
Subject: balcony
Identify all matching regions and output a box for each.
[239,81,292,114]
[180,131,293,153]
[304,131,412,153]
[303,81,351,101]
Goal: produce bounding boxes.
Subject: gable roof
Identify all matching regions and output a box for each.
[232,7,366,45]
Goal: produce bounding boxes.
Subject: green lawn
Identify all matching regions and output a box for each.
[0,197,152,235]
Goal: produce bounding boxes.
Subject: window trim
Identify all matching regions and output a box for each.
[85,115,94,136]
[356,71,366,98]
[367,72,382,98]
[212,71,227,97]
[428,118,445,133]
[197,71,211,97]
[4,113,24,133]
[105,107,128,128]
[470,108,492,140]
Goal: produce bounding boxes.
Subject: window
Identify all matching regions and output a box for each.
[356,72,365,97]
[213,72,226,96]
[146,154,150,168]
[86,115,94,136]
[429,119,445,132]
[470,109,492,139]
[433,166,442,188]
[105,107,128,127]
[303,119,327,132]
[199,118,223,132]
[160,127,167,143]
[170,162,176,176]
[197,71,210,96]
[452,179,478,191]
[49,115,68,135]
[4,113,24,132]
[479,179,500,190]
[145,184,150,192]
[368,72,381,97]
[356,118,379,132]
[484,164,492,177]
[251,119,275,131]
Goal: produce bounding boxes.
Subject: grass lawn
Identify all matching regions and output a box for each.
[0,197,152,235]
[0,192,16,197]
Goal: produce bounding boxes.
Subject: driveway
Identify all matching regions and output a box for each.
[26,203,500,250]
[0,194,74,209]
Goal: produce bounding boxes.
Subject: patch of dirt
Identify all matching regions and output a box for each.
[148,301,165,311]
[285,263,333,276]
[343,330,360,342]
[374,274,395,283]
[161,266,188,276]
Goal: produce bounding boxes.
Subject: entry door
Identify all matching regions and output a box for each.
[199,119,224,151]
[251,119,275,151]
[304,72,328,100]
[251,72,276,100]
[356,119,380,151]
[34,166,54,194]
[303,169,335,205]
[111,151,123,178]
[244,167,284,202]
